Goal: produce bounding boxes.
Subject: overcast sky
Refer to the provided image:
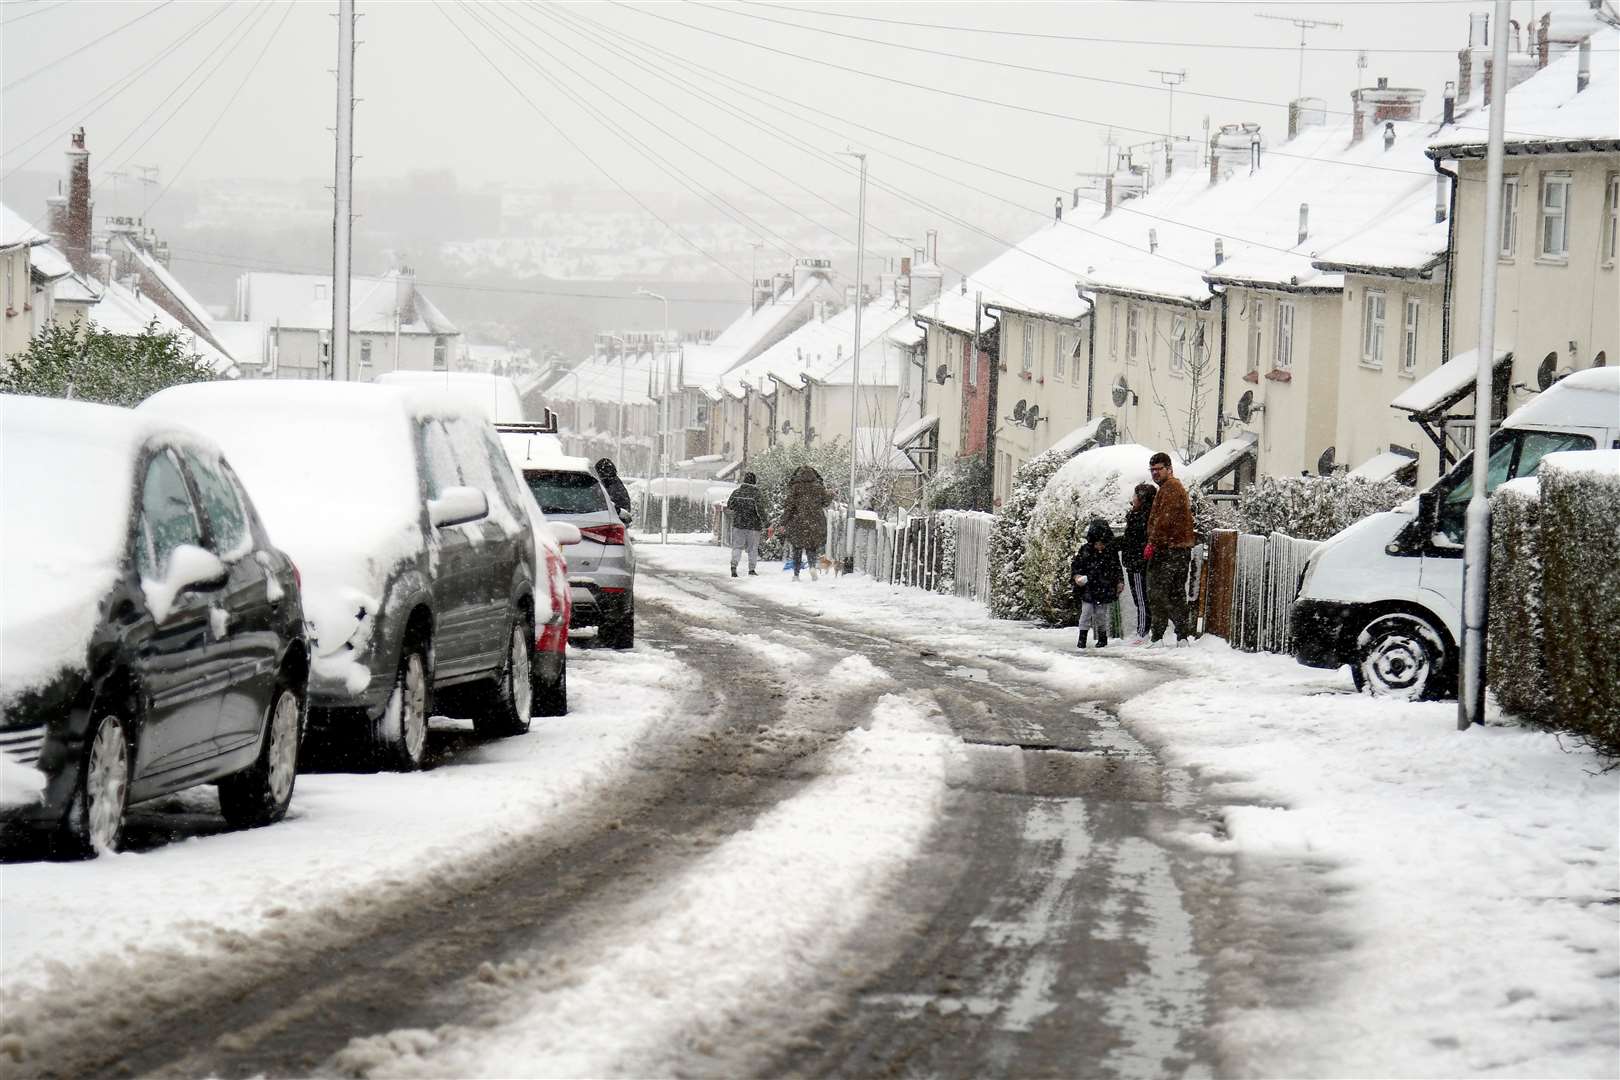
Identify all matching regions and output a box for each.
[3,0,1546,263]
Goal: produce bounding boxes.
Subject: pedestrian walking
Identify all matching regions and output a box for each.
[1070,519,1125,648]
[724,471,766,577]
[1143,451,1198,644]
[594,457,633,519]
[1122,482,1156,642]
[780,465,831,580]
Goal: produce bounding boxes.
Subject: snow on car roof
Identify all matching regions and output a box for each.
[377,371,526,422]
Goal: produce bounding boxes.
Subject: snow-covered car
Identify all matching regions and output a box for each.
[140,382,542,768]
[0,396,309,855]
[500,431,635,649]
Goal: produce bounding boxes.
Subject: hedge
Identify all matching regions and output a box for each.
[1487,478,1549,724]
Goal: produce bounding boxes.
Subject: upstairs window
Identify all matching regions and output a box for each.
[360,337,372,368]
[1054,329,1067,380]
[1274,301,1295,372]
[1125,304,1141,364]
[1021,321,1036,373]
[1539,173,1571,259]
[1361,290,1387,367]
[433,335,448,370]
[1247,298,1264,376]
[963,336,976,387]
[1169,315,1188,377]
[1109,303,1119,358]
[1402,298,1422,374]
[1499,175,1520,258]
[1605,172,1619,265]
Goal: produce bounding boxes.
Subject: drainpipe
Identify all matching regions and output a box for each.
[1214,285,1229,444]
[741,390,751,466]
[982,307,1002,511]
[1433,156,1461,430]
[1076,287,1097,420]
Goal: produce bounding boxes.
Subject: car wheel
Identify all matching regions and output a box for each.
[474,621,534,738]
[1355,612,1448,700]
[62,714,131,857]
[220,682,302,829]
[600,611,634,650]
[374,645,430,770]
[534,654,567,717]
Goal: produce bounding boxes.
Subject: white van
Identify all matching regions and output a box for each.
[1291,367,1619,698]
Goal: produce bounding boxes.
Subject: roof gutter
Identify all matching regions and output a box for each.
[1425,137,1620,159]
[1080,282,1213,311]
[1310,255,1444,280]
[1201,272,1341,295]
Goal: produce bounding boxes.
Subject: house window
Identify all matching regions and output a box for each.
[1402,298,1421,374]
[360,337,372,367]
[4,256,12,312]
[1499,175,1520,258]
[1109,303,1119,358]
[695,402,710,426]
[315,283,328,302]
[1539,173,1571,259]
[433,336,448,370]
[1125,304,1140,364]
[1605,172,1619,264]
[1274,301,1295,371]
[1247,297,1264,375]
[1054,329,1067,379]
[963,336,976,387]
[1169,315,1187,377]
[1021,321,1036,373]
[1361,289,1386,367]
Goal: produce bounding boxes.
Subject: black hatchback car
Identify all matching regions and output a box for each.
[0,396,308,856]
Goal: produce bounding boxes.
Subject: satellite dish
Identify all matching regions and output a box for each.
[934,364,951,385]
[1012,399,1028,421]
[781,419,794,434]
[1024,404,1042,428]
[1317,445,1336,476]
[1537,352,1557,391]
[722,440,733,455]
[1111,376,1130,409]
[1095,416,1118,446]
[1236,389,1265,423]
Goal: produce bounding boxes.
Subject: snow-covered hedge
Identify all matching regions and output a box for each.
[1487,478,1549,724]
[1234,474,1411,542]
[1020,444,1153,625]
[1537,451,1620,755]
[987,447,1073,620]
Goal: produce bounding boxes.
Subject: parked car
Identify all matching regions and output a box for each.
[1292,367,1620,698]
[141,382,543,767]
[499,429,635,649]
[0,396,308,854]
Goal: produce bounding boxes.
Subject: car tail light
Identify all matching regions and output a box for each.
[291,561,301,593]
[578,523,626,546]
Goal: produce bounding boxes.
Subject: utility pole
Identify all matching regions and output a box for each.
[1256,12,1342,102]
[332,0,356,382]
[635,288,671,543]
[839,150,868,573]
[1149,68,1187,172]
[1459,0,1511,731]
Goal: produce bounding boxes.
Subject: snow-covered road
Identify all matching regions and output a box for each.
[2,541,1615,1079]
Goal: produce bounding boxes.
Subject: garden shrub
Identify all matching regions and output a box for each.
[1020,444,1152,625]
[987,447,1072,620]
[1486,478,1550,725]
[1233,474,1411,542]
[927,454,992,513]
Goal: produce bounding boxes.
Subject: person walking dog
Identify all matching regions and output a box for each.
[1071,519,1125,648]
[1143,451,1198,644]
[780,465,831,580]
[724,472,765,577]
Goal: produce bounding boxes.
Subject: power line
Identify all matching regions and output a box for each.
[728,0,1479,55]
[429,0,748,283]
[142,2,296,216]
[611,1,1438,181]
[3,1,180,91]
[1,1,72,27]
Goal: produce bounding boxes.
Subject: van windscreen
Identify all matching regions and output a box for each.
[525,470,608,515]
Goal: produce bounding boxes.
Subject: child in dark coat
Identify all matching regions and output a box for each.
[1070,519,1126,648]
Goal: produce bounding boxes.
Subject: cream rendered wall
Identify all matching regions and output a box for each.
[1090,293,1217,460]
[269,329,450,380]
[925,323,969,460]
[1,246,34,359]
[1219,289,1341,477]
[993,310,1091,468]
[1449,151,1619,408]
[1335,273,1448,485]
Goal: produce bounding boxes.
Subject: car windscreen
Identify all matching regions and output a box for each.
[525,471,608,515]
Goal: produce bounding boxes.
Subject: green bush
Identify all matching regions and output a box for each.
[1234,474,1410,542]
[987,448,1070,620]
[1538,453,1620,756]
[1,319,216,407]
[927,454,992,512]
[1487,479,1550,724]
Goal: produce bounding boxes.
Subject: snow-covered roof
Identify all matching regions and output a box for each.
[1430,27,1619,155]
[1392,345,1512,414]
[90,278,236,375]
[376,371,525,422]
[0,203,48,250]
[29,242,73,281]
[543,348,659,406]
[1312,193,1449,276]
[238,271,458,336]
[718,296,914,398]
[1184,430,1259,489]
[1349,448,1420,481]
[212,321,268,369]
[892,413,938,450]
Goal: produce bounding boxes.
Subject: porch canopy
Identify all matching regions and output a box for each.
[891,413,939,450]
[1184,430,1259,491]
[1392,346,1513,466]
[714,459,742,481]
[892,413,940,474]
[1349,447,1419,483]
[1047,415,1119,458]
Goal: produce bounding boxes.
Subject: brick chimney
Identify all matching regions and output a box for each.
[1351,79,1425,145]
[62,128,93,275]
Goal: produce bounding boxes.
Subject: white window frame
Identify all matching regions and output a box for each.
[1499,175,1520,258]
[1539,172,1571,260]
[1361,289,1386,367]
[1247,297,1264,375]
[4,255,12,312]
[1054,328,1067,380]
[1109,302,1119,358]
[1274,300,1295,372]
[963,335,976,388]
[359,336,373,367]
[1021,320,1035,373]
[1169,314,1188,377]
[1402,297,1421,374]
[433,336,448,370]
[1605,172,1619,265]
[1125,304,1140,364]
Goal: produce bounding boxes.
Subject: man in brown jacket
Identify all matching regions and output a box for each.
[1144,451,1198,643]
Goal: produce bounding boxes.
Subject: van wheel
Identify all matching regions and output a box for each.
[475,621,534,738]
[1355,612,1448,700]
[374,646,431,770]
[61,714,131,857]
[220,682,302,828]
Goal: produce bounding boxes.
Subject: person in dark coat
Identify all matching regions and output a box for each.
[724,471,766,577]
[1070,518,1125,648]
[1121,482,1156,641]
[780,465,831,580]
[594,457,633,519]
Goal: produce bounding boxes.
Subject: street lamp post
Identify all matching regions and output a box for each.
[635,288,672,544]
[839,150,868,573]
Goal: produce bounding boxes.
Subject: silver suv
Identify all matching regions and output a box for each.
[501,436,635,650]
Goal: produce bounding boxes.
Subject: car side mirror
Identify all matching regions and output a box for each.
[548,522,583,546]
[142,544,228,621]
[1416,489,1438,533]
[618,508,633,526]
[429,486,489,528]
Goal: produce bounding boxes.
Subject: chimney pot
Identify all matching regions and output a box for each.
[1054,196,1063,221]
[1105,176,1115,215]
[1376,76,1389,90]
[1148,228,1158,254]
[1298,203,1310,246]
[1214,239,1224,266]
[1383,122,1397,151]
[1577,37,1592,92]
[1443,80,1456,125]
